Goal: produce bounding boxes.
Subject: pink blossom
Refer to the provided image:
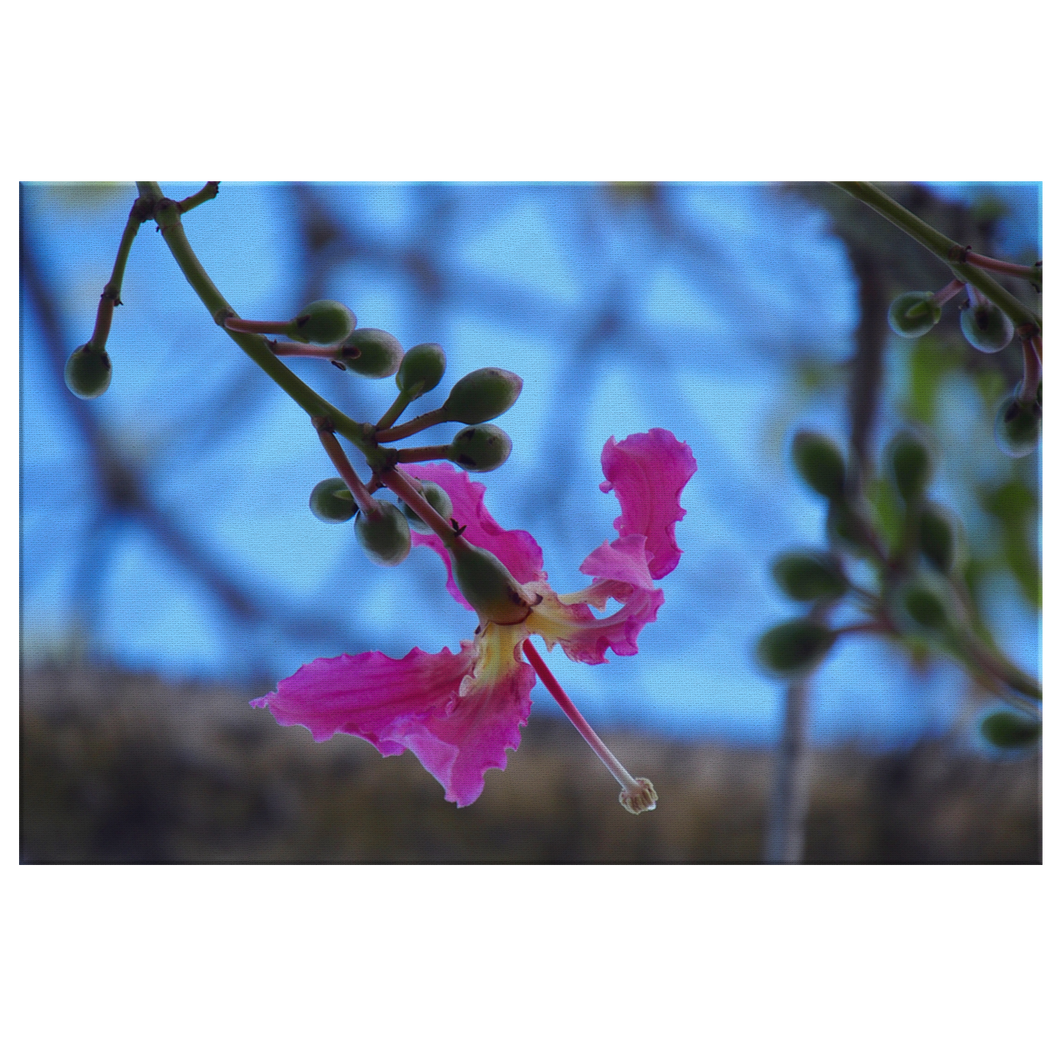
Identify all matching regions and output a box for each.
[253,430,696,809]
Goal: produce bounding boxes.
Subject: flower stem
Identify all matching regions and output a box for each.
[176,181,220,214]
[962,250,1042,284]
[376,388,419,432]
[522,639,657,814]
[139,182,372,456]
[1019,334,1043,403]
[396,445,449,463]
[932,278,965,306]
[378,466,459,546]
[224,318,293,336]
[88,195,151,350]
[375,406,449,443]
[832,182,1041,334]
[314,419,381,517]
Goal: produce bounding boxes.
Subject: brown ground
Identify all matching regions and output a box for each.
[20,666,1041,863]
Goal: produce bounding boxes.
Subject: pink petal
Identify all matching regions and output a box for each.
[251,641,536,807]
[526,583,664,665]
[579,534,655,590]
[405,463,545,610]
[600,429,697,580]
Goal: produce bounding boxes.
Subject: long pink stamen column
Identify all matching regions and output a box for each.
[522,639,657,815]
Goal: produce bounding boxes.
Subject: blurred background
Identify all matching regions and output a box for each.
[19,181,1041,862]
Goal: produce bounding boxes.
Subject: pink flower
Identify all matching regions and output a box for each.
[252,429,696,812]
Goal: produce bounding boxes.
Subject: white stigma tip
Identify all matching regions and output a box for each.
[619,778,658,815]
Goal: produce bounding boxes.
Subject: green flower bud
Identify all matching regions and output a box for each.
[897,576,952,634]
[64,344,112,399]
[309,477,357,523]
[447,424,512,472]
[452,544,533,625]
[826,499,873,557]
[980,711,1041,750]
[918,503,957,572]
[401,481,454,531]
[338,328,404,378]
[792,431,846,501]
[771,550,847,602]
[887,292,942,338]
[757,619,836,678]
[286,300,356,344]
[442,368,523,424]
[886,430,933,502]
[396,342,446,396]
[994,394,1041,458]
[959,301,1014,354]
[355,501,411,566]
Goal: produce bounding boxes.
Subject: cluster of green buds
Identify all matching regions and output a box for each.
[757,428,1040,750]
[280,299,524,569]
[886,273,1042,459]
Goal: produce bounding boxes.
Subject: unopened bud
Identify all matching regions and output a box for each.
[994,393,1041,458]
[887,291,942,338]
[339,328,404,378]
[959,301,1014,353]
[887,430,933,502]
[65,344,112,399]
[401,481,454,531]
[447,424,512,471]
[792,431,846,501]
[757,619,836,678]
[309,478,357,523]
[355,501,411,566]
[452,544,533,625]
[771,550,847,602]
[918,503,957,572]
[396,342,446,396]
[286,300,356,345]
[443,367,523,424]
[980,711,1041,750]
[897,575,953,634]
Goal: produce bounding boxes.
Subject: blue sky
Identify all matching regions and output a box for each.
[19,182,1041,746]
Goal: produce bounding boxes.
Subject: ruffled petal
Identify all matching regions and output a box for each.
[599,429,697,580]
[526,582,664,665]
[405,463,545,610]
[251,632,536,807]
[579,534,655,591]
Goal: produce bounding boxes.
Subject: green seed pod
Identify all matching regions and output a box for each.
[309,477,358,524]
[887,292,942,338]
[994,394,1041,458]
[792,431,846,501]
[286,300,356,344]
[447,424,512,472]
[339,328,404,378]
[442,368,523,424]
[396,342,446,396]
[452,544,533,625]
[756,619,836,678]
[959,301,1014,354]
[64,344,112,399]
[401,481,454,531]
[886,430,933,503]
[918,502,957,572]
[355,501,411,566]
[898,577,952,633]
[771,550,847,602]
[980,711,1041,750]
